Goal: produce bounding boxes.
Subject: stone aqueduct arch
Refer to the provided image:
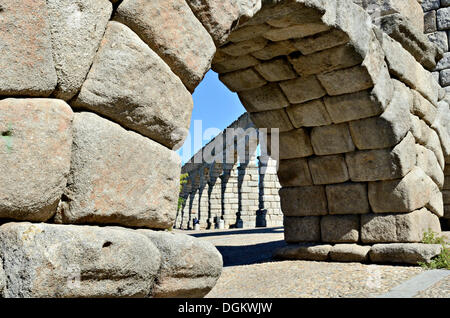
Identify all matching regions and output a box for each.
[177,113,284,230]
[0,0,449,297]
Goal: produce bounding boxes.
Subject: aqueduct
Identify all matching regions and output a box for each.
[0,0,449,297]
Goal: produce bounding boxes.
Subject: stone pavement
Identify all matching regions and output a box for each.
[176,227,450,298]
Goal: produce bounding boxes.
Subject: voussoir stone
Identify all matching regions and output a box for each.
[376,29,439,105]
[369,243,443,264]
[324,90,385,124]
[46,0,112,101]
[0,222,161,298]
[114,0,216,92]
[185,0,240,45]
[0,99,73,222]
[273,243,332,261]
[73,21,193,149]
[137,230,222,298]
[0,0,57,96]
[55,112,181,230]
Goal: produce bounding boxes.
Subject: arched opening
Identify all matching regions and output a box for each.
[0,0,449,298]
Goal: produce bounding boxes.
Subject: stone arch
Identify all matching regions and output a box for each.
[0,0,449,297]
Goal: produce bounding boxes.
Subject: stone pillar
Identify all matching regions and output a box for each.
[221,163,239,228]
[258,156,283,227]
[237,160,259,228]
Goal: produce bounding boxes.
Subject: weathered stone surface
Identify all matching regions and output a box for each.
[437,7,450,30]
[345,132,416,182]
[236,0,261,20]
[289,45,362,77]
[273,243,332,261]
[275,129,314,160]
[376,30,439,105]
[279,186,327,216]
[421,0,440,12]
[369,243,443,264]
[317,66,373,96]
[263,23,330,42]
[308,155,350,185]
[423,125,446,169]
[220,68,267,92]
[415,144,444,188]
[427,31,448,52]
[329,244,371,262]
[277,158,313,187]
[311,123,355,155]
[0,99,73,222]
[137,230,222,298]
[250,109,293,132]
[185,0,240,45]
[212,54,259,73]
[424,10,437,33]
[284,216,321,243]
[0,222,161,298]
[73,22,193,149]
[0,0,57,96]
[114,0,215,92]
[286,99,333,128]
[251,40,297,60]
[47,0,112,101]
[324,90,385,124]
[292,29,349,55]
[254,58,297,82]
[359,0,424,32]
[349,80,412,150]
[426,183,444,217]
[432,101,450,159]
[254,1,323,28]
[321,215,359,243]
[238,83,289,112]
[221,37,268,56]
[252,40,297,61]
[0,258,5,294]
[361,208,441,243]
[410,116,445,169]
[56,112,180,229]
[376,14,441,71]
[326,182,370,215]
[411,89,437,126]
[227,23,271,42]
[279,76,326,104]
[368,167,436,213]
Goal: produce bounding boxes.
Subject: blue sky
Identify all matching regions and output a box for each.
[177,70,246,164]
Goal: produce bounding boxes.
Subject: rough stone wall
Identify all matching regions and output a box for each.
[421,0,450,226]
[0,0,449,297]
[177,114,283,230]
